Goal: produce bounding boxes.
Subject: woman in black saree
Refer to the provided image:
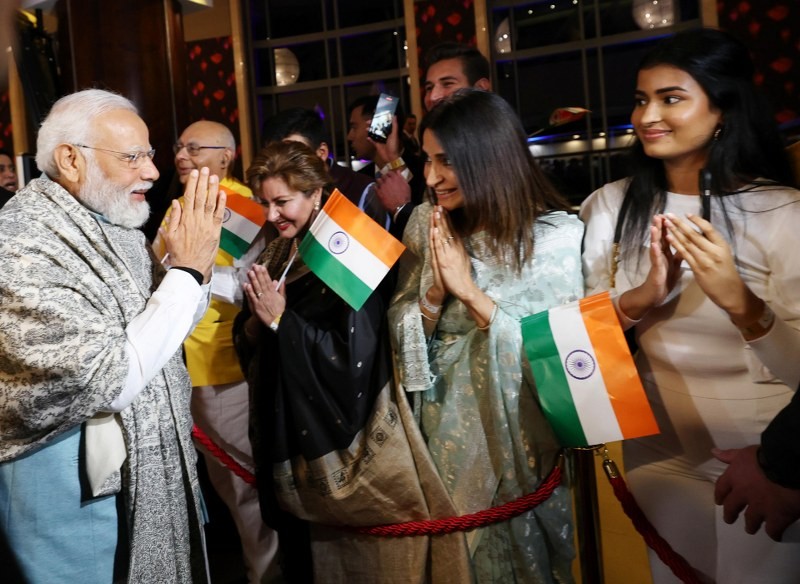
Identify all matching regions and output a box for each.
[234,141,470,583]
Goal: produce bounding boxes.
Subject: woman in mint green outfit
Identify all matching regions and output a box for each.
[389,89,583,582]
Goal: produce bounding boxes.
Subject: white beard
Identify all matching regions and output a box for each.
[77,162,152,229]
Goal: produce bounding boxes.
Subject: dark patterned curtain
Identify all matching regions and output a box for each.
[413,0,477,108]
[0,91,12,152]
[185,35,244,179]
[718,1,799,126]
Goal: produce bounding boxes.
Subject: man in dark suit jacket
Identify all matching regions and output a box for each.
[346,95,425,239]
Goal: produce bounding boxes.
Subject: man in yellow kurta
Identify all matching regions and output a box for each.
[155,121,280,583]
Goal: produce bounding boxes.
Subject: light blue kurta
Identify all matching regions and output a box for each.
[389,203,584,583]
[0,426,119,583]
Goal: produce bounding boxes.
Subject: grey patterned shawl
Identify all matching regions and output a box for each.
[0,177,207,583]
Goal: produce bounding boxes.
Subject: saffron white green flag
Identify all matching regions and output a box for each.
[220,191,267,259]
[299,189,405,310]
[522,291,659,447]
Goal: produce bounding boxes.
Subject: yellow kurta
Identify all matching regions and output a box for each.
[156,177,253,387]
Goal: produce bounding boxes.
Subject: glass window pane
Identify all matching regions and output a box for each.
[327,39,339,78]
[255,94,278,144]
[336,0,399,29]
[252,48,275,88]
[249,0,269,41]
[340,30,403,76]
[275,89,332,117]
[275,41,328,84]
[511,51,587,135]
[265,0,325,38]
[494,0,586,51]
[599,38,662,130]
[599,0,699,38]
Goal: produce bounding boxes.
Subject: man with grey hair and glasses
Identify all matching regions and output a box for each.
[0,88,225,583]
[155,119,282,583]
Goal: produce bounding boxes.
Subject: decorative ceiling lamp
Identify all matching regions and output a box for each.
[495,18,511,54]
[274,48,299,86]
[632,0,675,30]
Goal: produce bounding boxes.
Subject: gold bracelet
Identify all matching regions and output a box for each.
[387,157,406,171]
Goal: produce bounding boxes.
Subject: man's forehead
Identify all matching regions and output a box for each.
[95,109,149,146]
[426,58,468,84]
[351,106,371,122]
[180,126,220,144]
[284,133,311,147]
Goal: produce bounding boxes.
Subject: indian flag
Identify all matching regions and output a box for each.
[220,192,267,259]
[299,189,405,310]
[522,291,658,447]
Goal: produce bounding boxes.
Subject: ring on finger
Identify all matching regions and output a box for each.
[257,292,264,298]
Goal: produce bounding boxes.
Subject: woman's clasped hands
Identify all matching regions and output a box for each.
[244,264,286,327]
[427,206,475,304]
[662,212,755,320]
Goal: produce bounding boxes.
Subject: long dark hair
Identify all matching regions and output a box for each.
[619,28,793,255]
[419,89,569,272]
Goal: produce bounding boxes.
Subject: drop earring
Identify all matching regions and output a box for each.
[713,126,722,141]
[314,198,320,211]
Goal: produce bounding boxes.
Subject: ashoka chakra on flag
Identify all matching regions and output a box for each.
[328,231,350,254]
[299,189,405,310]
[521,291,658,447]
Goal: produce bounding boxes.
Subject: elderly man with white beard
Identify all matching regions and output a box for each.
[0,89,226,583]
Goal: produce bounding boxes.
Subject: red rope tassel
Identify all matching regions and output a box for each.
[192,424,257,486]
[603,458,702,584]
[349,464,563,537]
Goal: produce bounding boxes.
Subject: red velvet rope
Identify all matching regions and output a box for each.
[606,472,702,584]
[193,423,562,537]
[349,464,563,537]
[195,424,703,580]
[192,424,257,486]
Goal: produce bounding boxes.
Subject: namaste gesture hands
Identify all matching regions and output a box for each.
[161,167,226,283]
[423,206,496,331]
[619,212,761,327]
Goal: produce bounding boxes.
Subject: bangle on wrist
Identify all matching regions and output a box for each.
[269,313,283,332]
[420,293,441,315]
[477,303,498,331]
[393,203,407,221]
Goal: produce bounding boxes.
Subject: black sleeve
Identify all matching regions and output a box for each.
[759,388,800,489]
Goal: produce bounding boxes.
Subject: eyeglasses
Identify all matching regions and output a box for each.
[173,142,228,156]
[74,144,156,169]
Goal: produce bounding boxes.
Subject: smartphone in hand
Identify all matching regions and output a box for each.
[368,93,399,143]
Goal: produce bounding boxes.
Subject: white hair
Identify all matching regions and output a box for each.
[36,89,138,177]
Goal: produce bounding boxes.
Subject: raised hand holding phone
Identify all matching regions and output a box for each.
[368,93,398,143]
